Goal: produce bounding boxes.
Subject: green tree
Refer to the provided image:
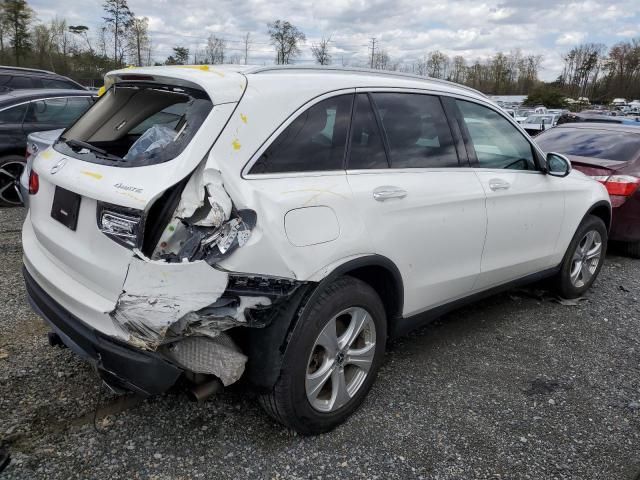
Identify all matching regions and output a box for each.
[3,0,33,66]
[165,46,189,65]
[523,86,567,108]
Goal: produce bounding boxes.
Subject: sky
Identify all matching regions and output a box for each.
[29,0,640,81]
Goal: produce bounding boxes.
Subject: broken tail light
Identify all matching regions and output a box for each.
[591,175,640,207]
[97,202,144,249]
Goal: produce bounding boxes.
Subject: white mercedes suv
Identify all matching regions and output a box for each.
[22,65,610,435]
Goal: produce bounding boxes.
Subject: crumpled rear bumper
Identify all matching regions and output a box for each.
[23,266,182,395]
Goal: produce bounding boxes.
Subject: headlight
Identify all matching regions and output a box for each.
[97,202,144,249]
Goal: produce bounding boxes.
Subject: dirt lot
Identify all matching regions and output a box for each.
[1,206,639,479]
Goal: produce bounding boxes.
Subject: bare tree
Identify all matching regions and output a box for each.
[311,36,331,65]
[69,25,93,55]
[206,34,225,64]
[242,32,251,64]
[267,20,306,64]
[129,17,149,66]
[103,0,134,67]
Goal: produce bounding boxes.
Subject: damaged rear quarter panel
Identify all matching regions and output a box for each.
[110,255,229,350]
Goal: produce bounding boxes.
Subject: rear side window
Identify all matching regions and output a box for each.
[26,97,92,126]
[373,93,458,168]
[250,94,353,174]
[7,76,33,89]
[457,100,536,170]
[536,128,640,163]
[41,78,79,89]
[0,103,28,124]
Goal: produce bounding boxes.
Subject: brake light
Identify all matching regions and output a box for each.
[28,170,39,195]
[591,175,640,197]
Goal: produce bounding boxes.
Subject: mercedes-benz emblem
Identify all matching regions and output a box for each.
[50,158,67,175]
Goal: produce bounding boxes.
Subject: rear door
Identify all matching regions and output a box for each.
[346,91,487,316]
[0,102,28,153]
[453,98,565,290]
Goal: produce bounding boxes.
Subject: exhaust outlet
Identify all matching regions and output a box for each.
[187,378,223,402]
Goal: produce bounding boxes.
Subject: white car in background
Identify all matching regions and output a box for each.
[22,65,610,434]
[522,114,560,135]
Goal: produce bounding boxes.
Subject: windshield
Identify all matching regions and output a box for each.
[536,128,640,162]
[55,83,213,166]
[516,110,533,117]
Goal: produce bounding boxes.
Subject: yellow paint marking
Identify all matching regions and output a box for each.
[81,171,103,180]
[240,113,248,124]
[97,86,106,97]
[40,150,53,159]
[232,139,241,150]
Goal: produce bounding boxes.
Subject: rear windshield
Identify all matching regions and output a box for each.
[55,83,213,166]
[536,128,640,162]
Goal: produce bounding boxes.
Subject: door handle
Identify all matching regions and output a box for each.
[488,178,511,191]
[373,186,407,201]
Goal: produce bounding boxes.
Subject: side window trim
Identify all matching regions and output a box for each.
[438,95,468,166]
[341,93,357,170]
[366,93,392,168]
[444,97,478,165]
[452,97,542,171]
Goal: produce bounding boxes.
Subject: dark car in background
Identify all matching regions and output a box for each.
[557,111,640,127]
[0,66,85,91]
[536,124,640,257]
[0,89,96,206]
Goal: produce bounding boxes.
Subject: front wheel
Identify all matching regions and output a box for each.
[259,276,387,435]
[554,215,607,298]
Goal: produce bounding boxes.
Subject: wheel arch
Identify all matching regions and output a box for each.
[586,200,612,231]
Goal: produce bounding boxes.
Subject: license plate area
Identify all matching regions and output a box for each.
[51,187,81,231]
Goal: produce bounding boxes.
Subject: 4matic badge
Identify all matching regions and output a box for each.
[114,183,143,194]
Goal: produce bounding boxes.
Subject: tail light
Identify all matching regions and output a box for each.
[591,174,640,207]
[97,202,144,249]
[28,170,39,195]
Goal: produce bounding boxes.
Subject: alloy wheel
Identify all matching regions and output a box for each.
[0,161,25,206]
[305,307,376,413]
[570,230,602,288]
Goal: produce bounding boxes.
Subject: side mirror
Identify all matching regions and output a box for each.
[546,152,571,178]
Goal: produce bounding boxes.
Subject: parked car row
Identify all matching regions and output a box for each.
[0,67,96,206]
[19,65,616,435]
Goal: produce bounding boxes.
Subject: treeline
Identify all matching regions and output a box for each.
[0,0,150,86]
[554,40,640,102]
[1,0,639,100]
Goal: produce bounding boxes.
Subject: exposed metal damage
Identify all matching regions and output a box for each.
[108,164,298,387]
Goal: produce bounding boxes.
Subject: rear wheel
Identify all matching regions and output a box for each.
[554,215,607,298]
[259,276,387,435]
[0,155,26,207]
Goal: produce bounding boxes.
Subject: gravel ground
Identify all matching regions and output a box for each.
[1,206,639,479]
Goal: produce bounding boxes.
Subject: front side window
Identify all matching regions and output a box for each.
[348,93,388,169]
[250,94,353,174]
[373,93,458,168]
[56,84,213,166]
[7,76,33,89]
[457,100,536,170]
[0,103,28,124]
[25,97,92,126]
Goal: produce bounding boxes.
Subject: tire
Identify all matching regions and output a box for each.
[0,155,26,207]
[622,241,640,259]
[258,276,387,435]
[554,215,608,298]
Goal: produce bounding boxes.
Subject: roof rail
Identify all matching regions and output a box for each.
[245,65,486,98]
[0,65,56,75]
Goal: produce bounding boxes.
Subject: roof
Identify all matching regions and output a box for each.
[0,65,56,75]
[105,64,488,105]
[0,88,96,108]
[552,122,640,135]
